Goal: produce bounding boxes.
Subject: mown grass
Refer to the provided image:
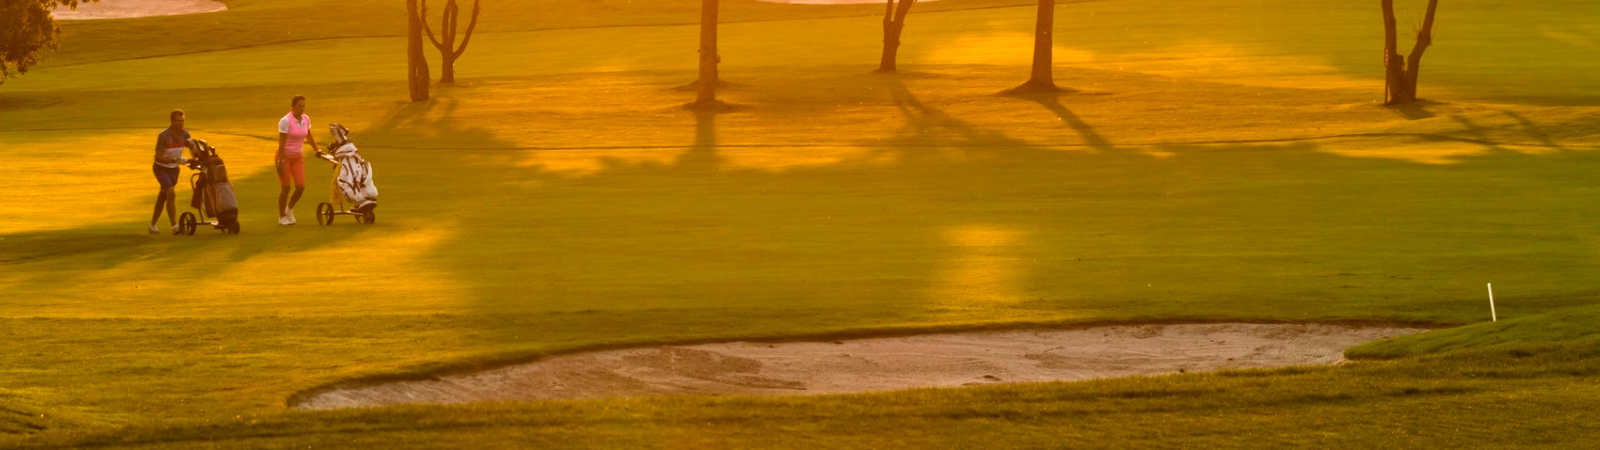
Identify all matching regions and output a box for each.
[2,0,1598,447]
[10,328,1600,449]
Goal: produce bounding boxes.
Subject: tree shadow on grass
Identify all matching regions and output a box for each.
[675,104,727,172]
[426,72,1600,357]
[879,76,1030,151]
[1449,114,1512,154]
[1024,93,1115,151]
[401,77,1103,339]
[1499,110,1560,148]
[1386,101,1440,120]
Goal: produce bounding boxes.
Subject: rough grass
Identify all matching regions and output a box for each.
[2,0,1598,447]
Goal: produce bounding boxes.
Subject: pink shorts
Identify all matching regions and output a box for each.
[277,154,306,187]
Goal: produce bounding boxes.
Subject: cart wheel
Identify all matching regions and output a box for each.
[228,223,241,234]
[179,213,197,236]
[362,211,375,225]
[317,203,334,226]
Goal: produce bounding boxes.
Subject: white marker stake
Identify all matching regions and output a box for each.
[1488,283,1497,322]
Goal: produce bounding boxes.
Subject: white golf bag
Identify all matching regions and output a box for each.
[326,123,378,213]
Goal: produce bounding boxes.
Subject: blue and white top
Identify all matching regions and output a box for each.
[155,127,191,168]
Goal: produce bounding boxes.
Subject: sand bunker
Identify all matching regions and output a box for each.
[54,0,226,20]
[295,323,1424,410]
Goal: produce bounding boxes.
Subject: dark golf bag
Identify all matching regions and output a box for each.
[187,139,239,225]
[211,181,239,225]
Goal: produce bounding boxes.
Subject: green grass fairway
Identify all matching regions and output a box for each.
[3,0,1599,447]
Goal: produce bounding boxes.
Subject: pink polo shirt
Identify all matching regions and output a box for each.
[278,112,310,158]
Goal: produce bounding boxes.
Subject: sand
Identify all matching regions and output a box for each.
[54,0,226,21]
[293,323,1425,410]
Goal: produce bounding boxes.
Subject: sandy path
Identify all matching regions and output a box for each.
[294,323,1425,410]
[55,0,226,20]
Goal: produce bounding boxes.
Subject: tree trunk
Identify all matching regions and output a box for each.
[1380,0,1406,103]
[1023,0,1056,89]
[1402,0,1439,102]
[876,0,916,73]
[440,54,456,84]
[421,0,480,85]
[406,0,429,101]
[696,0,719,104]
[1381,0,1437,105]
[440,0,458,83]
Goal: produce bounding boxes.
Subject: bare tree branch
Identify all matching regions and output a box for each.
[453,0,482,59]
[419,0,445,50]
[1403,0,1439,98]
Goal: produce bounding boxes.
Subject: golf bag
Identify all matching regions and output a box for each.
[327,123,377,213]
[187,139,239,225]
[212,182,239,225]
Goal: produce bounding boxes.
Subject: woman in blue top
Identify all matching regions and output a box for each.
[151,110,190,234]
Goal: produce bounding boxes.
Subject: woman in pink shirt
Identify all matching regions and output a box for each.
[276,95,320,225]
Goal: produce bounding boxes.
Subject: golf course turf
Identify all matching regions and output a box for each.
[2,0,1599,447]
